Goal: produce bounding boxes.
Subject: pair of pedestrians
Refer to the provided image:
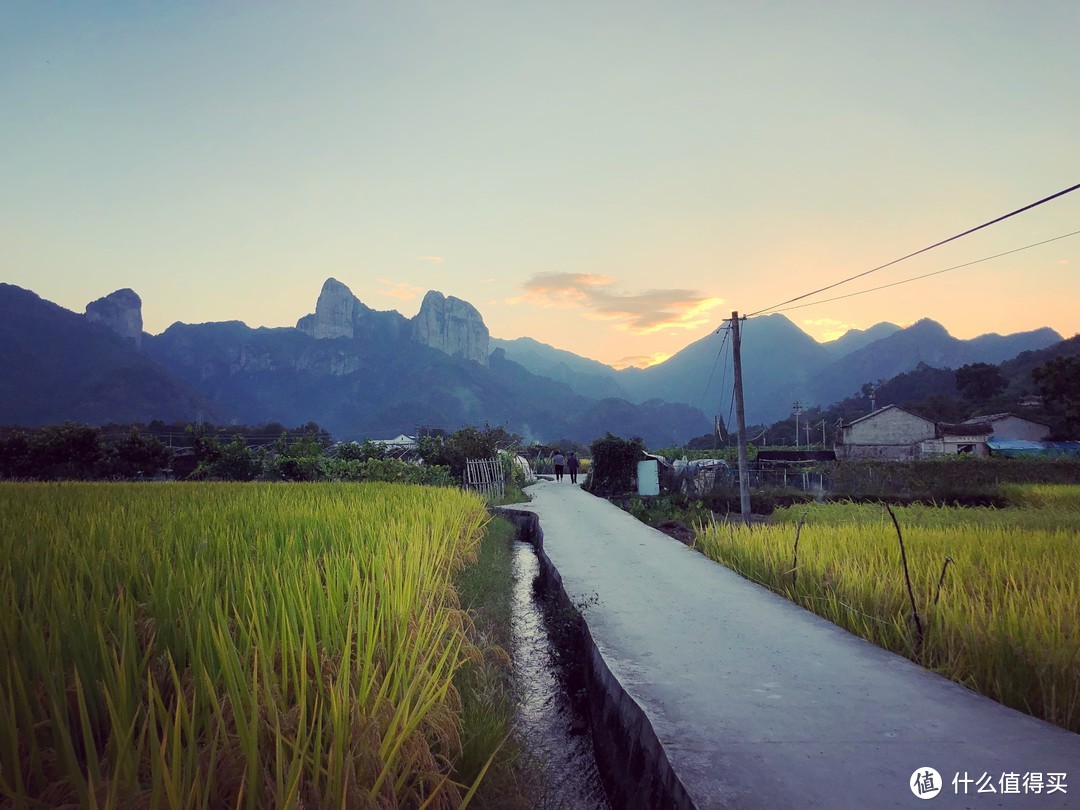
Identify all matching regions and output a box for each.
[552,451,579,483]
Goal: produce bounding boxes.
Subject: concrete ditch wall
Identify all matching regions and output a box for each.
[498,508,696,810]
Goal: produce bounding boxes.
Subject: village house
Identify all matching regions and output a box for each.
[836,407,1054,460]
[961,413,1051,442]
[920,421,993,457]
[835,405,935,460]
[366,434,419,457]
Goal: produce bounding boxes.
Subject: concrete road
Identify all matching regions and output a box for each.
[511,480,1079,809]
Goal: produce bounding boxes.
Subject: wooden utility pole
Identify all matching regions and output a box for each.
[729,311,751,523]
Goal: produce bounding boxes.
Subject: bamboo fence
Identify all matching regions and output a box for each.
[464,456,505,499]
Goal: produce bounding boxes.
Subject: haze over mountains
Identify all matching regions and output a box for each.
[0,279,1064,443]
[496,316,1062,424]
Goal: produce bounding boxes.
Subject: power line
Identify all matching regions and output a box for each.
[747,181,1080,318]
[699,327,731,413]
[768,228,1080,315]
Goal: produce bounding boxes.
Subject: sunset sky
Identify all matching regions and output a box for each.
[2,2,1078,369]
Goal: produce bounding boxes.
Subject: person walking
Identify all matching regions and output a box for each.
[567,451,580,484]
[552,450,566,482]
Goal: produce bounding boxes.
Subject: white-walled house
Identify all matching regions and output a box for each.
[838,408,1055,460]
[920,422,994,457]
[371,434,418,450]
[962,413,1050,441]
[836,406,936,460]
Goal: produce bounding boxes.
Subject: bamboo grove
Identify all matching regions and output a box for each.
[0,482,490,808]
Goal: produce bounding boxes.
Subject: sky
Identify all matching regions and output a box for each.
[2,2,1078,369]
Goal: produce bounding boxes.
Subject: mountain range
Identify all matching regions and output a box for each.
[495,316,1062,424]
[0,279,1065,443]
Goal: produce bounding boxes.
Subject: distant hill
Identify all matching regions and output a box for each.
[820,322,902,358]
[2,278,1065,443]
[597,315,1062,424]
[1,282,710,446]
[0,283,215,426]
[489,336,626,399]
[801,319,1064,415]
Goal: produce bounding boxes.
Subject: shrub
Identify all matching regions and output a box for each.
[586,433,645,494]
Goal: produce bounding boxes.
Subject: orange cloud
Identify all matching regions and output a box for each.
[613,351,672,370]
[802,317,860,342]
[378,279,424,300]
[512,273,724,335]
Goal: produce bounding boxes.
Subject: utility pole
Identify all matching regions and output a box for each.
[729,312,751,524]
[820,419,826,447]
[792,400,804,450]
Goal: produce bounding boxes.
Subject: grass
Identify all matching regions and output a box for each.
[0,481,491,808]
[693,485,1080,733]
[452,517,536,810]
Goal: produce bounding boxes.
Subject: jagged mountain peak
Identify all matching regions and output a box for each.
[296,277,371,339]
[411,290,489,366]
[85,288,143,347]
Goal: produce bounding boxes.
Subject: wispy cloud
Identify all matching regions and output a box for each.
[802,317,859,342]
[511,273,724,335]
[614,351,671,370]
[418,256,445,265]
[378,279,424,300]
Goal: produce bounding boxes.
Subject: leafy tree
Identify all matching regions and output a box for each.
[264,432,325,481]
[29,423,110,480]
[955,363,1007,401]
[586,433,645,494]
[419,424,522,479]
[106,427,173,478]
[1033,356,1080,432]
[335,440,387,462]
[909,393,969,424]
[0,430,33,479]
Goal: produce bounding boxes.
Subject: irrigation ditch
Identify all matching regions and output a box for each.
[498,508,695,810]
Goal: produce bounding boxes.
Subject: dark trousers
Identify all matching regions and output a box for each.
[555,464,564,481]
[569,467,578,483]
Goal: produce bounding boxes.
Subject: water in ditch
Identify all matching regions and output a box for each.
[511,538,611,809]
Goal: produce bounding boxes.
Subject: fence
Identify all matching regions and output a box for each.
[672,461,831,497]
[464,457,505,499]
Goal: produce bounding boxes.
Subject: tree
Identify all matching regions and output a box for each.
[30,423,110,480]
[335,440,387,462]
[106,428,173,478]
[586,433,645,494]
[264,432,325,481]
[955,363,1007,401]
[418,424,523,479]
[0,430,33,479]
[1033,356,1080,432]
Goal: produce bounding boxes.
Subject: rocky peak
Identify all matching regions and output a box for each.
[411,290,490,365]
[296,278,370,339]
[85,288,143,347]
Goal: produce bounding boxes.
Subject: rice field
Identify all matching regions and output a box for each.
[0,481,490,808]
[694,485,1080,734]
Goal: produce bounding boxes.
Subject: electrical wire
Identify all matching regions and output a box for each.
[768,228,1080,315]
[698,327,731,413]
[746,182,1080,318]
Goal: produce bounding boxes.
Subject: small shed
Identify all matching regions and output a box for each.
[920,422,993,457]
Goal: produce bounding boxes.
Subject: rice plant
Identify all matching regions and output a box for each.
[0,481,490,808]
[695,487,1080,733]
